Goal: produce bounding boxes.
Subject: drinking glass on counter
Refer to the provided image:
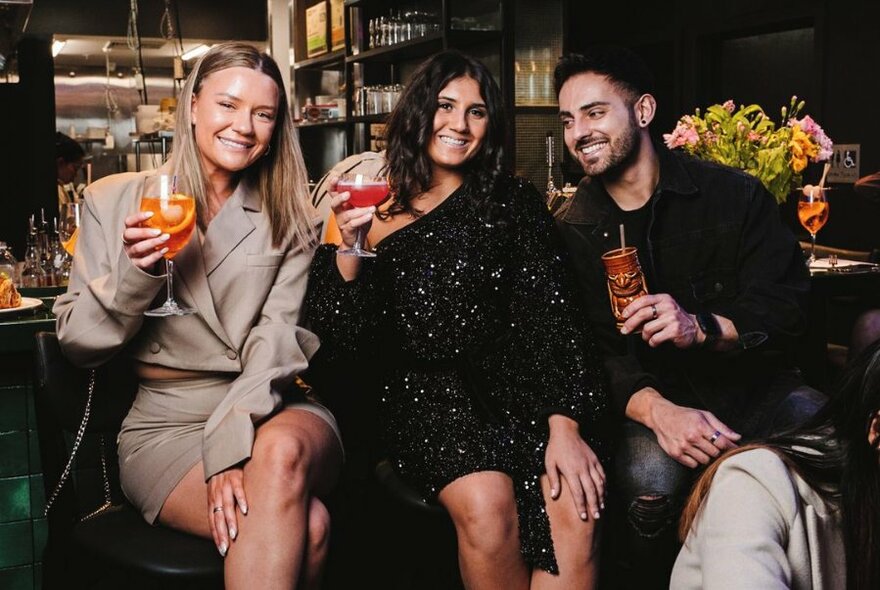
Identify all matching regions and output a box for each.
[797,185,830,264]
[59,201,82,256]
[139,174,197,316]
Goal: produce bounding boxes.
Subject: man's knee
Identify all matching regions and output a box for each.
[626,494,681,539]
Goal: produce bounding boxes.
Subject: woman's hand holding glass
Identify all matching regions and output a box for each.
[332,172,390,258]
[122,210,170,271]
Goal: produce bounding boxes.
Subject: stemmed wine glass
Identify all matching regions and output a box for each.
[140,174,197,316]
[797,185,830,264]
[337,172,390,258]
[58,201,82,256]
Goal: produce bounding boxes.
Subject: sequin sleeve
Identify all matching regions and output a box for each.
[304,243,379,362]
[499,178,608,427]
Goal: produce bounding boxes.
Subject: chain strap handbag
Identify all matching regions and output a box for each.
[43,368,114,520]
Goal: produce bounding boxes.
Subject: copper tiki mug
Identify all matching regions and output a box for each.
[601,246,649,329]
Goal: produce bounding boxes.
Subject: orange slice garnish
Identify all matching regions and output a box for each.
[161,195,196,235]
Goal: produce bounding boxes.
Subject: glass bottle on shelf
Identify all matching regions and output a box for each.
[21,220,46,288]
[0,241,18,286]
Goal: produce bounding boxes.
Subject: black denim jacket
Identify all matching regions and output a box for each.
[555,147,810,428]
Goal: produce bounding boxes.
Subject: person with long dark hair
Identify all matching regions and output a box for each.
[54,43,342,589]
[672,340,880,589]
[306,50,609,589]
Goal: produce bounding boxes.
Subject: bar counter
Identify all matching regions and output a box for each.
[0,290,57,590]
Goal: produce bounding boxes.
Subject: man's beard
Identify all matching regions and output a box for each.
[576,117,640,179]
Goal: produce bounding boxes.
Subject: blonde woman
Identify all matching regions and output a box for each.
[54,42,342,589]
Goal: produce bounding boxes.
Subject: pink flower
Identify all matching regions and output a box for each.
[663,120,699,149]
[723,100,736,113]
[790,115,834,161]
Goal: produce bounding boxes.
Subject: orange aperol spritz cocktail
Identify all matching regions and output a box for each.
[140,174,197,316]
[797,185,830,264]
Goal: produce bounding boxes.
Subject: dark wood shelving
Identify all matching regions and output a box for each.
[293,49,345,70]
[347,114,388,125]
[294,118,350,129]
[345,32,444,64]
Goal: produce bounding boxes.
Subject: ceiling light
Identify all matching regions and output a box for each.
[52,40,66,57]
[181,44,210,61]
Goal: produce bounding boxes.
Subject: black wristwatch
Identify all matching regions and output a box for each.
[695,312,721,349]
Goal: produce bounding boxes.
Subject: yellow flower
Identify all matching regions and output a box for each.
[789,125,818,173]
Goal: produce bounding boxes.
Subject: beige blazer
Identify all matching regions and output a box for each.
[670,448,845,590]
[54,170,321,479]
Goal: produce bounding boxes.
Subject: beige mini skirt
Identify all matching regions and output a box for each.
[118,376,341,524]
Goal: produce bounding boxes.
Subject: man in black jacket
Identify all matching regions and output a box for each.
[553,47,824,589]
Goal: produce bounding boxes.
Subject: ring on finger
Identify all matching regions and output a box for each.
[708,430,722,445]
[651,304,658,320]
[212,505,224,513]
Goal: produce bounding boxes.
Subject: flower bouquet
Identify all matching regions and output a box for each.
[663,97,833,203]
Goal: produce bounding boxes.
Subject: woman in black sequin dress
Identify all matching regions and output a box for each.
[306,51,608,589]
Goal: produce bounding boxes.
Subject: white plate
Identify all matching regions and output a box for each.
[0,297,44,315]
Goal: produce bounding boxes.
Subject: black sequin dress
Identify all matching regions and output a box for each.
[306,175,608,573]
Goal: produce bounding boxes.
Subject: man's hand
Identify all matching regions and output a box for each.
[620,294,699,348]
[626,388,740,468]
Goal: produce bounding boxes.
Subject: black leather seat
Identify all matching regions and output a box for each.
[33,331,223,589]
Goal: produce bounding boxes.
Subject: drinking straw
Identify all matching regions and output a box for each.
[619,223,626,250]
[818,161,831,189]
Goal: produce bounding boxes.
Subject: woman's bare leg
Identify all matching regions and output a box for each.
[437,471,530,590]
[301,496,332,590]
[530,474,600,590]
[158,409,342,589]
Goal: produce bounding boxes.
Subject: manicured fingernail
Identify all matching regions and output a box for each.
[240,504,248,515]
[600,502,605,510]
[580,512,588,520]
[219,543,227,557]
[620,326,629,334]
[143,211,154,218]
[151,228,162,236]
[160,247,169,254]
[230,528,237,540]
[594,511,601,519]
[550,487,558,498]
[160,233,170,241]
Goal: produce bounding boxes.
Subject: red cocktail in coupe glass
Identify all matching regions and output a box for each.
[337,172,390,258]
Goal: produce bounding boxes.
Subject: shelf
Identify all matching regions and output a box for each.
[293,49,345,70]
[348,114,388,125]
[346,32,444,64]
[343,0,362,5]
[294,119,350,129]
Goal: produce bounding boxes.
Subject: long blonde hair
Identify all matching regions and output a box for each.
[171,42,316,248]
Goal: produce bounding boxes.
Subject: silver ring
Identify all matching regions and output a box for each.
[708,431,722,445]
[651,304,658,320]
[212,506,224,513]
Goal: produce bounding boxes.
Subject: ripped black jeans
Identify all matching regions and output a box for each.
[606,384,826,590]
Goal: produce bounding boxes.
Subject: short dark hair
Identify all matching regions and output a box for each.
[55,132,85,163]
[554,46,655,103]
[384,50,507,220]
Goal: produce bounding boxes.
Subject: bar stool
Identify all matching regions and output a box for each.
[33,332,223,589]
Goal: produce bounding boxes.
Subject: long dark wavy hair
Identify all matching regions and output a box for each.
[383,50,507,221]
[681,340,880,589]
